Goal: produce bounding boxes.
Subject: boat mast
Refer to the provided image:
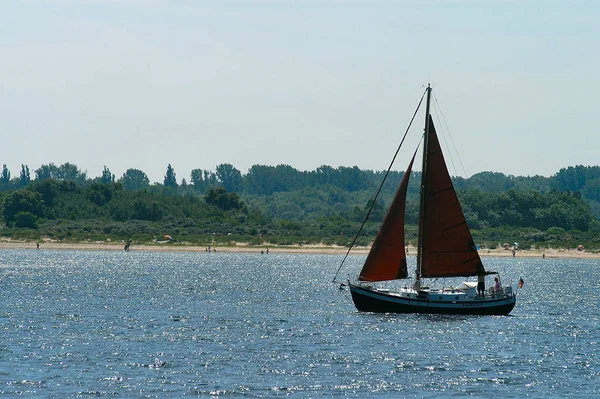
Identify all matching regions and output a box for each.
[416,84,432,284]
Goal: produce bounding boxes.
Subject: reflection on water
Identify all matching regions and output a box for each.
[0,250,599,397]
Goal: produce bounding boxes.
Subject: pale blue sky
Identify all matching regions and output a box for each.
[1,1,598,183]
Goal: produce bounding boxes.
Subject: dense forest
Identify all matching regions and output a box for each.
[1,162,600,250]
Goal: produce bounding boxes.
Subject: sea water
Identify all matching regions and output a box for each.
[0,249,599,398]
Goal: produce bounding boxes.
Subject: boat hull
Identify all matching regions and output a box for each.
[350,284,516,316]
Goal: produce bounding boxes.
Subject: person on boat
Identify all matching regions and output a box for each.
[494,276,502,293]
[412,278,420,291]
[477,274,485,297]
[412,270,421,291]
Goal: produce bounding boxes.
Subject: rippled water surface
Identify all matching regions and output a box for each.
[1,249,599,398]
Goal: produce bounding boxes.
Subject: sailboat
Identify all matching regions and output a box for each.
[342,85,517,315]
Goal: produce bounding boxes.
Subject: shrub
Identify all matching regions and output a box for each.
[14,212,38,229]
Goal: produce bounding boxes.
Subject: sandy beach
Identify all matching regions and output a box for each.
[0,239,597,259]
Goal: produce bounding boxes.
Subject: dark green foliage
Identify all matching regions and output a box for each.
[13,212,38,228]
[119,169,150,190]
[59,163,83,180]
[459,189,593,231]
[216,163,242,192]
[1,165,10,183]
[245,165,307,195]
[552,165,600,192]
[88,183,116,206]
[314,165,376,192]
[101,166,115,184]
[0,165,14,191]
[163,164,177,188]
[35,162,87,184]
[205,187,246,212]
[35,163,58,181]
[3,159,600,249]
[20,165,31,187]
[3,190,44,226]
[30,179,76,207]
[465,172,514,193]
[190,169,218,193]
[350,198,386,223]
[582,177,600,202]
[326,166,373,192]
[132,198,163,221]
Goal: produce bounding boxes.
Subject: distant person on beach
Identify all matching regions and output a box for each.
[36,243,39,249]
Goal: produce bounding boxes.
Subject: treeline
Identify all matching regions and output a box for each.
[0,163,387,195]
[1,162,600,250]
[0,179,266,241]
[0,178,379,247]
[3,162,600,199]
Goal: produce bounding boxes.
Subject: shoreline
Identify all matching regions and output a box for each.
[0,240,598,259]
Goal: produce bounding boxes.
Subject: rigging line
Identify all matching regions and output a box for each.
[332,87,428,284]
[432,97,458,177]
[432,91,468,178]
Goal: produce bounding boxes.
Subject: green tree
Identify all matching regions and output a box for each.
[101,166,115,184]
[216,163,242,192]
[35,163,59,180]
[133,198,163,221]
[204,170,218,189]
[190,168,218,192]
[2,190,44,226]
[119,169,150,190]
[88,183,115,206]
[58,163,85,181]
[551,165,600,192]
[244,164,308,195]
[315,165,336,186]
[336,166,372,192]
[1,164,10,183]
[29,179,60,206]
[205,186,246,211]
[13,212,38,228]
[35,163,86,184]
[19,165,31,187]
[164,164,177,188]
[467,171,515,193]
[190,169,205,191]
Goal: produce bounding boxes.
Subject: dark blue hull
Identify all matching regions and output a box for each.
[350,284,516,316]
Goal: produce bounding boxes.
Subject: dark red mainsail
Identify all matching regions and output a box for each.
[419,116,483,278]
[359,153,416,282]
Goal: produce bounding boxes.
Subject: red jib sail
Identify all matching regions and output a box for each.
[420,116,484,278]
[359,153,416,282]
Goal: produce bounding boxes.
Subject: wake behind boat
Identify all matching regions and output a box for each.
[335,85,517,316]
